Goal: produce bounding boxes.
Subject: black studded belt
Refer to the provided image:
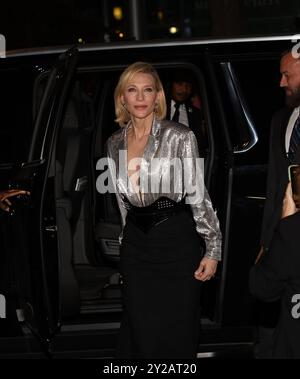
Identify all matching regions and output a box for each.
[124,196,187,233]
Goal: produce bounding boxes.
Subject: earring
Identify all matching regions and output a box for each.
[154,103,158,113]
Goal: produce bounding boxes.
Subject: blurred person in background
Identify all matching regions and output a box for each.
[166,69,207,156]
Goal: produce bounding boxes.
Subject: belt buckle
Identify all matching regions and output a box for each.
[129,212,170,233]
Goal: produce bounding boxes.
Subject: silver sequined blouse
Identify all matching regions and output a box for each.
[106,118,222,261]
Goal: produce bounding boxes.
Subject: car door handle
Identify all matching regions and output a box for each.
[75,176,88,192]
[45,225,57,232]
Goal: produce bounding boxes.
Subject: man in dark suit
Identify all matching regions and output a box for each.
[261,50,300,253]
[166,70,207,155]
[250,183,300,359]
[256,49,300,357]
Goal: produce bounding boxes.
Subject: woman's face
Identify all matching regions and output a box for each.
[121,73,159,121]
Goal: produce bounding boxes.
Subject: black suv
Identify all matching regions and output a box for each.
[0,35,293,358]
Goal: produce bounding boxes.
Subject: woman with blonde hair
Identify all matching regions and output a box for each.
[106,62,222,358]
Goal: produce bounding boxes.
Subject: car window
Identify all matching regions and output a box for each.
[230,58,284,165]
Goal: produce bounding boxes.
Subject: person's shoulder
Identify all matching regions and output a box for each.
[269,107,293,138]
[106,127,124,155]
[160,119,192,138]
[189,103,202,114]
[271,107,292,124]
[107,127,123,146]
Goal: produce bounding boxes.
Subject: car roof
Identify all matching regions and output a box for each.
[5,34,300,58]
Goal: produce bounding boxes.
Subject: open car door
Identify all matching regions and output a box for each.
[0,47,78,355]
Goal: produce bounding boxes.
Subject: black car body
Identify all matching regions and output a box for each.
[0,35,295,358]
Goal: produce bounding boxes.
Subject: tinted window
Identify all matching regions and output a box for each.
[232,58,284,164]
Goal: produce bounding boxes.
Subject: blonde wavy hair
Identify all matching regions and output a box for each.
[114,62,167,127]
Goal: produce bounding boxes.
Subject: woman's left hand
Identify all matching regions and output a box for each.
[194,257,218,281]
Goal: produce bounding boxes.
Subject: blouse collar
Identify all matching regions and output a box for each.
[123,116,161,140]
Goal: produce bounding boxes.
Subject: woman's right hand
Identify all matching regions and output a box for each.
[194,257,218,281]
[282,182,297,219]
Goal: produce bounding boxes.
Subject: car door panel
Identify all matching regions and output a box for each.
[0,47,78,351]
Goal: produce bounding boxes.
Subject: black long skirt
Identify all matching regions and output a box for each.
[116,209,203,359]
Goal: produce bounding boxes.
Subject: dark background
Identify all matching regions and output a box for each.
[1,0,300,50]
